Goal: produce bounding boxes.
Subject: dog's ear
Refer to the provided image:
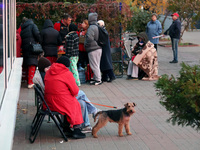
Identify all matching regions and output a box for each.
[124,103,128,107]
[133,102,136,107]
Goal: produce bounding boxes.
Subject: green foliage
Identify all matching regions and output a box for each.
[127,9,151,34]
[154,62,200,130]
[167,0,200,34]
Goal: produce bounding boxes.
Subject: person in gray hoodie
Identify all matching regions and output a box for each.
[84,13,102,85]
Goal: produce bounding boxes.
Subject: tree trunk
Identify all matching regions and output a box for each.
[161,11,170,32]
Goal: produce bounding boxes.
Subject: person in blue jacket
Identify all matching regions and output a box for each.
[146,13,162,51]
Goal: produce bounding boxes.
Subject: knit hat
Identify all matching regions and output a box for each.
[56,56,70,67]
[69,23,78,32]
[38,57,51,72]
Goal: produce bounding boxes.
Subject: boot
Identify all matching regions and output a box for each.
[73,128,86,139]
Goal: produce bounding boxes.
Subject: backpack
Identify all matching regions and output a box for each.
[85,64,94,82]
[96,25,108,47]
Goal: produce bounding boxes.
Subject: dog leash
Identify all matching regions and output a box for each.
[84,101,118,109]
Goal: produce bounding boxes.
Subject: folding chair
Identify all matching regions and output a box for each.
[111,47,123,77]
[29,84,68,143]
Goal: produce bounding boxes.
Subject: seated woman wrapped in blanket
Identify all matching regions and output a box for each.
[127,32,160,81]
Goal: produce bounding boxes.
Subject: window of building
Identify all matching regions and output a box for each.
[0,1,5,105]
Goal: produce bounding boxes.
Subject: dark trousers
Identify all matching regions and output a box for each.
[78,51,89,68]
[154,44,157,51]
[102,69,115,81]
[138,68,147,80]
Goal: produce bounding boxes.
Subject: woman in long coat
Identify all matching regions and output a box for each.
[20,18,41,88]
[98,20,116,82]
[44,56,85,139]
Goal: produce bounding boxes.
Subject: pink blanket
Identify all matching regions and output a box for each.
[133,41,159,80]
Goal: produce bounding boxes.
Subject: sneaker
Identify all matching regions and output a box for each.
[94,81,102,85]
[28,84,34,89]
[72,128,86,139]
[90,79,95,84]
[81,126,92,133]
[107,77,116,82]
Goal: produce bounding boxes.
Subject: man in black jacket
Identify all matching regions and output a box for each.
[41,19,62,64]
[164,13,181,63]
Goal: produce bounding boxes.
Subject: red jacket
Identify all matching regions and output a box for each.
[16,31,22,57]
[44,63,83,126]
[77,31,86,52]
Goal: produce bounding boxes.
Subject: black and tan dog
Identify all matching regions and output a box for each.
[92,102,136,138]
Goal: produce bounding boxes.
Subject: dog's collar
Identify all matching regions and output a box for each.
[122,108,130,116]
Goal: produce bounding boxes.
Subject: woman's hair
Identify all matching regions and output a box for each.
[97,20,105,27]
[152,13,157,17]
[83,19,89,29]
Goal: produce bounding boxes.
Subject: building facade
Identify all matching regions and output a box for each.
[0,1,23,150]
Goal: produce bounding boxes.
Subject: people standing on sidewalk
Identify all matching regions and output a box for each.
[54,14,72,44]
[20,18,41,89]
[84,13,102,86]
[77,20,89,69]
[164,13,181,63]
[97,20,116,82]
[40,19,62,64]
[65,23,81,86]
[146,13,162,51]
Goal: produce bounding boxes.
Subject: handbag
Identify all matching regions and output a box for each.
[79,35,85,44]
[30,43,43,55]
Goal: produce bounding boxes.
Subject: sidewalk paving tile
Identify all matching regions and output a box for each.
[12,32,200,150]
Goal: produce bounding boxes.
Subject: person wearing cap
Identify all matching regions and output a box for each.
[164,13,181,63]
[146,13,162,51]
[33,57,51,93]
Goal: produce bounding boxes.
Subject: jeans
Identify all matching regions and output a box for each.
[171,38,179,61]
[76,90,97,127]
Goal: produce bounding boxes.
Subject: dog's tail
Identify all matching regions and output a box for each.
[94,111,102,122]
